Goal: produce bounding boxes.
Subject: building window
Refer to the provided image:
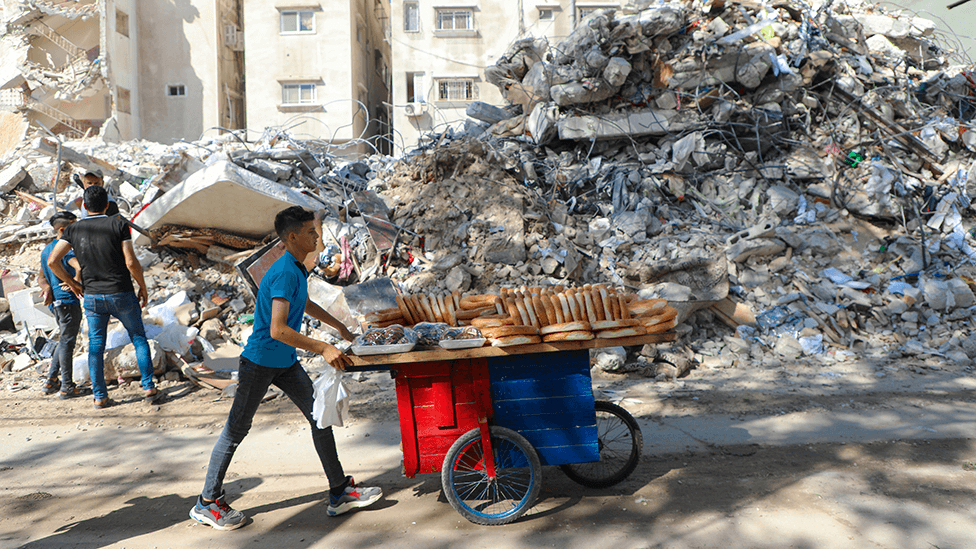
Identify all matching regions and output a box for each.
[117,87,131,114]
[436,79,476,102]
[224,24,241,48]
[116,9,129,37]
[538,8,554,21]
[168,85,186,97]
[404,2,419,32]
[436,9,473,31]
[406,72,424,103]
[282,83,317,105]
[280,10,315,34]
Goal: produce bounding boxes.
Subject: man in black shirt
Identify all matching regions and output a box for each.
[48,186,159,408]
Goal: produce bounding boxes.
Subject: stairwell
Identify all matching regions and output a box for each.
[27,21,85,59]
[23,97,85,138]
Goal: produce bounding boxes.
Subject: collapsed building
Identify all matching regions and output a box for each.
[3,0,976,387]
[0,0,245,151]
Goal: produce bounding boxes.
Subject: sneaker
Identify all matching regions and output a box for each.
[189,494,246,530]
[327,477,382,517]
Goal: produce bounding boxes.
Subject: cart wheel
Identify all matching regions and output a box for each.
[560,401,642,488]
[441,426,542,525]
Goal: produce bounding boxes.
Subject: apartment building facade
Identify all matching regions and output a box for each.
[389,0,621,152]
[0,0,244,144]
[241,0,392,157]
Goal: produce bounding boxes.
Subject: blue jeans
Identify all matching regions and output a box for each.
[47,301,82,389]
[84,292,155,401]
[201,357,345,501]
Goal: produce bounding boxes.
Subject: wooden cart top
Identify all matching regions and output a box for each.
[346,331,677,368]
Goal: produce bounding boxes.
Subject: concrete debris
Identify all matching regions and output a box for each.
[5,0,976,395]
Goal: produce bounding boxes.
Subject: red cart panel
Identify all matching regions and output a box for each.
[395,358,492,477]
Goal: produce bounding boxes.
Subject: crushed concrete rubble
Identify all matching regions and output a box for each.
[4,0,976,395]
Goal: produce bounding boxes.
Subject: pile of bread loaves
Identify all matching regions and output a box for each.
[363,285,677,348]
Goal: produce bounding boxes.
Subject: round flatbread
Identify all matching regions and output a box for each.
[637,306,678,324]
[490,335,542,347]
[481,325,540,338]
[460,294,498,310]
[542,330,595,342]
[644,318,677,333]
[629,299,668,316]
[471,316,514,328]
[596,326,648,339]
[590,318,641,331]
[540,321,593,335]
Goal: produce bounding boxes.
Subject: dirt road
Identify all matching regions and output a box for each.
[3,359,976,549]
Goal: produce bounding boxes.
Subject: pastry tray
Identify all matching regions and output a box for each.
[351,342,416,356]
[439,338,487,350]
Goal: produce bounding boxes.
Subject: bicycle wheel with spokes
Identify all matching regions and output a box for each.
[560,400,642,488]
[441,426,542,525]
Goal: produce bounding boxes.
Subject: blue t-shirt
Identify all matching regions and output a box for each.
[41,239,78,305]
[242,251,309,368]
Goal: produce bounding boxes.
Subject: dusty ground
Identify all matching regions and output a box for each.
[3,348,976,549]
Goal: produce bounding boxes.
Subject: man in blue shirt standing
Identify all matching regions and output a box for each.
[39,211,85,398]
[189,206,381,531]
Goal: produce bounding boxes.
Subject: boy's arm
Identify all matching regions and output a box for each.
[48,241,82,298]
[67,257,82,285]
[270,298,352,370]
[305,299,355,342]
[37,266,53,306]
[121,241,148,307]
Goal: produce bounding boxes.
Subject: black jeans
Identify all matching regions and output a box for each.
[47,301,82,389]
[201,357,346,500]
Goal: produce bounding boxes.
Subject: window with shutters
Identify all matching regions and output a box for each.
[404,2,419,32]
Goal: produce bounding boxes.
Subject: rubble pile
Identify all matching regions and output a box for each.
[5,0,976,396]
[376,0,976,373]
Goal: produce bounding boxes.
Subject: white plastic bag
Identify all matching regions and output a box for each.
[72,354,89,386]
[312,367,349,428]
[154,323,199,354]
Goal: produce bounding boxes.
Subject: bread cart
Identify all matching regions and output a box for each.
[347,332,676,525]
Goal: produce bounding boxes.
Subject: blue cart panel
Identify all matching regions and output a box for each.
[488,350,599,466]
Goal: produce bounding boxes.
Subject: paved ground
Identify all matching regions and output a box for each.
[3,365,976,549]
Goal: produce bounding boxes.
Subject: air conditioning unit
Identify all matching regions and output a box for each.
[404,102,427,117]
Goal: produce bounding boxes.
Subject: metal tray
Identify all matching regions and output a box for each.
[439,338,487,350]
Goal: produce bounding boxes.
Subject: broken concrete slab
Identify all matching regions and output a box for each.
[727,237,787,263]
[131,160,322,247]
[0,163,26,194]
[465,102,513,124]
[557,108,697,140]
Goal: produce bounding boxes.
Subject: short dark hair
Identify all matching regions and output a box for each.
[50,211,77,231]
[83,185,108,213]
[274,206,314,239]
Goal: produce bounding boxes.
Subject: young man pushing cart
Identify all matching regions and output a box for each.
[189,206,381,530]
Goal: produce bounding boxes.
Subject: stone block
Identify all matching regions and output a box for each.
[946,278,976,309]
[603,57,632,87]
[465,101,513,124]
[767,185,800,215]
[0,163,26,194]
